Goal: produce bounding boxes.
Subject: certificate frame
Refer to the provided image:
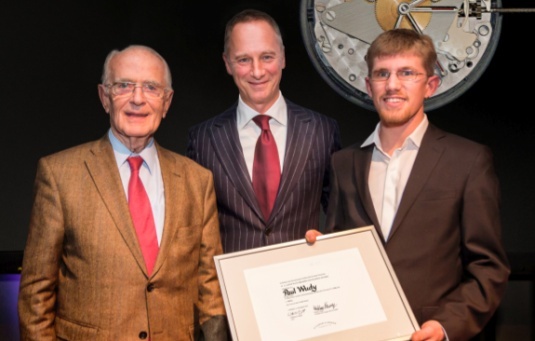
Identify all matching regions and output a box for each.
[214,226,419,341]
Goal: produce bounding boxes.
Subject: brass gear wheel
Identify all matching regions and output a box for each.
[375,0,433,31]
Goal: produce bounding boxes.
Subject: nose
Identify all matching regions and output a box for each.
[385,73,401,91]
[131,85,146,104]
[250,59,265,79]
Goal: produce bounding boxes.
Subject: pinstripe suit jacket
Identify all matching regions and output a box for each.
[18,135,227,341]
[326,124,510,340]
[187,100,341,253]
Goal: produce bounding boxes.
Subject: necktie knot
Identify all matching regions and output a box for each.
[127,156,144,172]
[253,115,272,131]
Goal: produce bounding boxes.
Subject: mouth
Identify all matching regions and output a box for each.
[382,96,407,108]
[249,80,268,87]
[126,112,149,118]
[383,96,405,103]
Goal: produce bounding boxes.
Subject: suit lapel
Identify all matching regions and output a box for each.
[389,124,445,239]
[270,102,315,222]
[355,145,381,232]
[209,107,263,219]
[85,136,147,274]
[151,145,183,276]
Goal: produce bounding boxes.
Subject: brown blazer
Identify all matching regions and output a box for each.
[326,124,510,341]
[18,135,227,341]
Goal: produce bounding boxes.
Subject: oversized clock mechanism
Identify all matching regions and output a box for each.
[300,0,534,111]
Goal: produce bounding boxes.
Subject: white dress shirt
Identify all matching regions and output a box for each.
[236,91,288,180]
[362,115,429,240]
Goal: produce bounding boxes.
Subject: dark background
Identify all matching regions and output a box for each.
[1,1,533,339]
[1,1,533,258]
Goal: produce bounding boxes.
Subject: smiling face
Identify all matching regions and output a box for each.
[223,20,285,114]
[98,47,174,152]
[365,53,439,129]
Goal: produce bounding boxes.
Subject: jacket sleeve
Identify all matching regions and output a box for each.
[18,157,62,341]
[196,172,228,340]
[436,146,510,339]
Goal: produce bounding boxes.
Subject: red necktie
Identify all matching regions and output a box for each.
[127,156,159,275]
[252,115,281,220]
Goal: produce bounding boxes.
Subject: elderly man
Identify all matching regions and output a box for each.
[18,45,227,340]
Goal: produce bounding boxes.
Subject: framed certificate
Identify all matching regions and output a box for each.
[214,226,419,341]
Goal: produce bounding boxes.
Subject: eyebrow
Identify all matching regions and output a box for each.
[113,79,162,86]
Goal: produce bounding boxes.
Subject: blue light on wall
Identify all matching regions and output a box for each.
[0,274,21,340]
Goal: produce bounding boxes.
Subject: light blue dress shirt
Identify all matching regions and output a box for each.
[108,129,165,245]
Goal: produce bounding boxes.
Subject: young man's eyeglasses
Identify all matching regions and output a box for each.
[369,69,425,82]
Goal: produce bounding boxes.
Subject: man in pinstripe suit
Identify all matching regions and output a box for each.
[187,9,341,253]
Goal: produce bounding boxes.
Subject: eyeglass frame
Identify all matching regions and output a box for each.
[104,81,170,98]
[368,69,427,82]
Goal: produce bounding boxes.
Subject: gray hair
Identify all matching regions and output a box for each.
[101,45,173,89]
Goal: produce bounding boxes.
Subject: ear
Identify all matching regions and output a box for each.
[425,75,440,98]
[365,77,373,97]
[97,84,111,113]
[162,90,174,118]
[223,53,233,75]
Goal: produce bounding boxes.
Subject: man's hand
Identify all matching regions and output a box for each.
[305,229,323,244]
[411,320,445,341]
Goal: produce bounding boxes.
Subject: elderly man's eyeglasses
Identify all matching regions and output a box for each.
[106,82,167,98]
[369,69,425,82]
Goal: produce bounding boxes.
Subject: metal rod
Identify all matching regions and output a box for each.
[489,8,535,13]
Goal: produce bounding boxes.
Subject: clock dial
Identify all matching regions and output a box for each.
[300,0,502,111]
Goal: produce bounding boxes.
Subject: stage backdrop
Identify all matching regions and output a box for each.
[1,1,533,259]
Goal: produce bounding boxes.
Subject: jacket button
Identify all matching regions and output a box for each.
[139,331,148,339]
[147,283,155,292]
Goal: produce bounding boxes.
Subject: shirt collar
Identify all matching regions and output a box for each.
[361,114,429,150]
[236,91,287,129]
[108,129,158,174]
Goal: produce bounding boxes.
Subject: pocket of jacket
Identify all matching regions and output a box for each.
[55,315,99,340]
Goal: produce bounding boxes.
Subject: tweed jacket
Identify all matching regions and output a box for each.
[18,135,227,341]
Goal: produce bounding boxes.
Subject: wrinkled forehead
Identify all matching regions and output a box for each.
[109,49,166,83]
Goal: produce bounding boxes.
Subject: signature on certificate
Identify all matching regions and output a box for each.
[313,302,337,314]
[287,307,307,319]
